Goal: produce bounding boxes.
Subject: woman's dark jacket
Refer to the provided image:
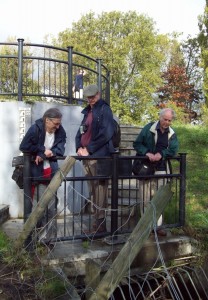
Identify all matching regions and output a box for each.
[19,118,66,180]
[75,99,115,157]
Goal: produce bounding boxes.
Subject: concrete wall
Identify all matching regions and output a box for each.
[0,101,83,218]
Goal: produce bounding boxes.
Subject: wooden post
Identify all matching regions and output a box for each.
[85,259,101,300]
[89,183,173,300]
[14,156,76,250]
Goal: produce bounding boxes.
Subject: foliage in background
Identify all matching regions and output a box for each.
[52,11,173,123]
[0,42,40,102]
[174,124,208,235]
[50,10,204,125]
[2,10,205,124]
[198,0,208,105]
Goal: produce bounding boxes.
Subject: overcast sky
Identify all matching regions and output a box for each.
[0,0,205,43]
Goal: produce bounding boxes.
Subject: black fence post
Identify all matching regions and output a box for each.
[17,38,24,102]
[111,152,119,235]
[179,153,187,226]
[96,58,102,98]
[106,70,110,105]
[23,152,32,223]
[67,46,73,104]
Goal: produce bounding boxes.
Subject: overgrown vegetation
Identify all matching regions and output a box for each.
[1,124,208,298]
[174,124,208,254]
[0,231,68,299]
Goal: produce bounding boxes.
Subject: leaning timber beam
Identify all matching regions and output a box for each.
[89,183,173,300]
[14,156,76,250]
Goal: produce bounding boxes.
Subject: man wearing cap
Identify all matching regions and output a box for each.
[75,84,115,233]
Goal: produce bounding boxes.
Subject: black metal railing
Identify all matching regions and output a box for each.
[22,153,186,242]
[0,39,110,104]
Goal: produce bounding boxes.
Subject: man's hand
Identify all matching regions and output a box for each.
[146,152,155,162]
[154,152,162,161]
[146,152,162,162]
[77,147,89,156]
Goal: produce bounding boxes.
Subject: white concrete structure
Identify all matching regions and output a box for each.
[0,101,84,218]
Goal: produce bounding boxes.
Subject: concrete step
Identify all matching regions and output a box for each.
[108,187,139,199]
[108,179,139,199]
[120,125,142,135]
[119,124,141,156]
[0,205,10,225]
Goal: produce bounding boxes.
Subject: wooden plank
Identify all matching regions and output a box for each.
[85,259,101,300]
[14,156,76,250]
[89,183,173,300]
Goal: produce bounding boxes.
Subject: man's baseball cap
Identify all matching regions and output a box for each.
[83,84,99,97]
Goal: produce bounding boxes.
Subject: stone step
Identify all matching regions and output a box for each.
[107,198,138,216]
[120,148,135,156]
[120,125,142,134]
[119,125,141,156]
[107,197,138,206]
[0,205,10,225]
[108,187,139,199]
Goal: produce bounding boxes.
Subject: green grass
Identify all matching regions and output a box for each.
[174,124,208,233]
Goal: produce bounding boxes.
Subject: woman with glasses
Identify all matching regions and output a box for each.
[20,107,66,240]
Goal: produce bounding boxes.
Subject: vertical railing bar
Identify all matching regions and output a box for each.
[12,57,15,93]
[25,58,28,94]
[179,153,187,226]
[37,59,39,94]
[49,48,51,96]
[59,63,62,97]
[6,58,9,92]
[23,152,32,222]
[96,58,102,98]
[67,46,73,104]
[0,57,2,92]
[111,153,119,236]
[17,38,24,101]
[43,47,46,95]
[63,178,67,236]
[54,61,56,95]
[31,59,34,94]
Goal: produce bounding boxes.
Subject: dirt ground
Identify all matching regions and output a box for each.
[0,262,40,300]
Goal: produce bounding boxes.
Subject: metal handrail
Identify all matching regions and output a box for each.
[0,39,110,104]
[22,153,186,241]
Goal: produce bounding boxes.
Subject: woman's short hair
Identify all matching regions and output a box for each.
[43,108,62,121]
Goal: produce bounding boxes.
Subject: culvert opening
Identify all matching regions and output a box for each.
[112,265,208,300]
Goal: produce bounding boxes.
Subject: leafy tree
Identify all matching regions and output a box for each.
[0,38,40,102]
[0,43,19,98]
[181,37,203,111]
[157,66,196,105]
[52,11,167,124]
[154,33,204,124]
[198,0,208,105]
[156,65,201,122]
